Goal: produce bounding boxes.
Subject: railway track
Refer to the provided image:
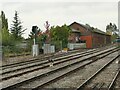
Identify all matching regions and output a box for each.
[1,48,85,69]
[41,49,120,89]
[1,47,118,81]
[1,45,116,72]
[76,53,119,90]
[1,46,119,90]
[108,69,120,90]
[1,48,95,70]
[1,44,116,69]
[1,49,101,74]
[108,55,120,90]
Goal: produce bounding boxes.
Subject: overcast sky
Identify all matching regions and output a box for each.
[1,0,119,38]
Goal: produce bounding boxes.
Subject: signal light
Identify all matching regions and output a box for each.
[32,26,38,33]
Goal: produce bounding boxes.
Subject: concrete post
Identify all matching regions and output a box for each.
[32,44,39,57]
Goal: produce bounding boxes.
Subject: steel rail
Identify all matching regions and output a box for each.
[1,44,115,69]
[1,49,100,74]
[1,49,95,70]
[1,47,118,81]
[108,69,120,90]
[1,48,84,69]
[76,54,119,90]
[1,48,119,90]
[2,47,118,74]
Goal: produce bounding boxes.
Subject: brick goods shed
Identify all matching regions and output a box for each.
[69,22,111,48]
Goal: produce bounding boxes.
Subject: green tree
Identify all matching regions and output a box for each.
[37,34,47,47]
[28,31,35,40]
[0,11,12,46]
[0,11,16,57]
[1,11,8,29]
[106,23,119,42]
[50,24,71,50]
[2,27,10,46]
[106,23,119,35]
[10,11,26,40]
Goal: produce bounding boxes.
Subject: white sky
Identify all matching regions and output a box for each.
[0,0,119,38]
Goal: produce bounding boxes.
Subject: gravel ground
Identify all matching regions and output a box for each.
[42,52,118,88]
[1,44,116,66]
[1,52,92,89]
[1,44,118,89]
[114,56,120,89]
[1,49,86,66]
[15,58,91,88]
[86,59,118,88]
[2,55,35,65]
[115,72,120,88]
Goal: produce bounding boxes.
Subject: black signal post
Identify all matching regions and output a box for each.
[32,26,38,45]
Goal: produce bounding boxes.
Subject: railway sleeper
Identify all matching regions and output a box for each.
[1,47,119,89]
[93,82,105,90]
